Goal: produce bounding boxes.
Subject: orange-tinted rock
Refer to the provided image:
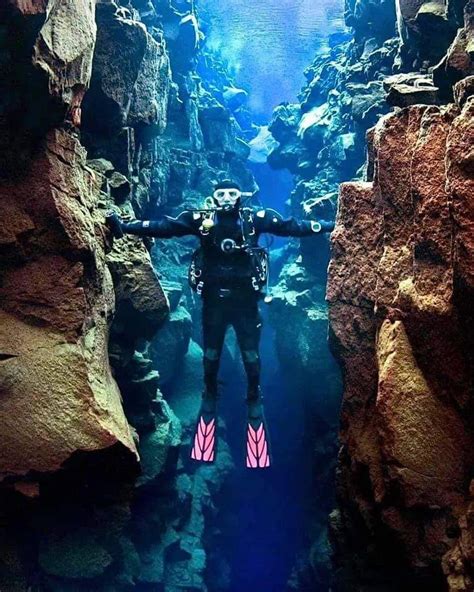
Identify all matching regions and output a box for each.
[0,129,138,481]
[372,107,424,308]
[7,0,47,15]
[377,319,470,506]
[327,181,383,306]
[446,97,474,290]
[328,85,474,587]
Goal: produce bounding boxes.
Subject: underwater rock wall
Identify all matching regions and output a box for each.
[265,0,473,589]
[265,0,403,401]
[0,0,139,489]
[0,0,246,589]
[326,1,474,590]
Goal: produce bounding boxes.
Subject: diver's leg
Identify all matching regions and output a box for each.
[191,297,227,463]
[202,297,227,400]
[233,298,271,469]
[233,297,262,398]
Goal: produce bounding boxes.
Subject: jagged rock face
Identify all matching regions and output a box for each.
[433,0,474,98]
[107,236,169,342]
[267,28,396,215]
[0,128,139,481]
[33,0,97,102]
[267,0,470,219]
[1,0,249,588]
[6,0,96,101]
[83,2,170,138]
[327,71,474,590]
[261,0,474,588]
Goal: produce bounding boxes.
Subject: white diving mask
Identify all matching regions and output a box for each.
[213,188,241,209]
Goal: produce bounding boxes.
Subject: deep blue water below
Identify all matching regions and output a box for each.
[187,2,346,588]
[216,311,313,591]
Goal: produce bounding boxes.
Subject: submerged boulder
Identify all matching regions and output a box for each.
[222,85,248,110]
[384,72,441,105]
[248,125,280,164]
[107,234,169,343]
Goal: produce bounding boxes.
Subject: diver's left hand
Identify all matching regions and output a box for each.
[105,210,124,239]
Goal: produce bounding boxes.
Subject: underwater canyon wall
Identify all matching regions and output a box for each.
[1,0,473,590]
[265,0,473,589]
[326,1,474,590]
[0,0,249,589]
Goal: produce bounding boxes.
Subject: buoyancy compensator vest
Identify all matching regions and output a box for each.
[188,208,270,296]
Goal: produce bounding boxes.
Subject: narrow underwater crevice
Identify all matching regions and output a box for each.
[1,0,473,591]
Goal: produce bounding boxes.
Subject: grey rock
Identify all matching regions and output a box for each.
[137,400,182,486]
[87,158,115,177]
[83,4,170,134]
[109,171,131,202]
[248,126,280,164]
[384,72,440,106]
[32,0,97,107]
[222,85,248,110]
[150,305,193,385]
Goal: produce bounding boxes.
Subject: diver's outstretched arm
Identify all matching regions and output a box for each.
[254,208,334,237]
[106,211,199,239]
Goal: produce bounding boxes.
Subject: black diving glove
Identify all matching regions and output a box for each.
[310,219,335,233]
[105,210,124,239]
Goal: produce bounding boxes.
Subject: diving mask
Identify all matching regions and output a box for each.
[213,187,241,209]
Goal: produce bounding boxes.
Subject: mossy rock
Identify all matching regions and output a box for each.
[39,528,113,579]
[137,401,182,485]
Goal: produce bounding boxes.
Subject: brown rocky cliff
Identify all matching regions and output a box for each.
[327,11,474,589]
[0,129,139,479]
[0,1,243,587]
[0,0,167,486]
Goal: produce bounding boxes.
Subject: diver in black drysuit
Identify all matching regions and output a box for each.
[107,180,333,469]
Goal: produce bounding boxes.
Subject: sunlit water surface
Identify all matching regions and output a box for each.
[200,0,346,119]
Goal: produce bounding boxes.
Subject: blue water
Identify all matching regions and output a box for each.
[200,0,346,120]
[192,2,346,588]
[216,310,312,591]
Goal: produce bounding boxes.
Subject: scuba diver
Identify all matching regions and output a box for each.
[106,180,334,469]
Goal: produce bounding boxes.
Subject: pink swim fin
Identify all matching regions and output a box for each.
[246,419,271,469]
[191,413,216,463]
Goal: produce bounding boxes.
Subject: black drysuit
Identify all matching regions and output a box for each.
[119,206,330,402]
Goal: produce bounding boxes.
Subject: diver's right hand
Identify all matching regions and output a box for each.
[105,210,124,239]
